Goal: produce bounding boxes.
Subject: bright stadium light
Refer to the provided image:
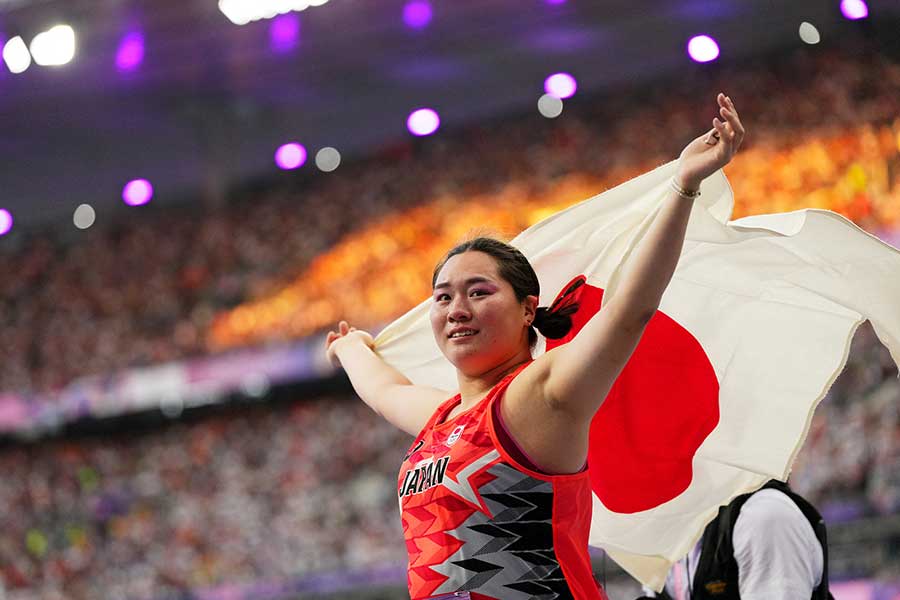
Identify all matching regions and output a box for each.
[73,204,96,229]
[219,0,331,25]
[840,0,868,20]
[122,179,154,206]
[687,34,720,63]
[116,31,145,72]
[315,147,341,172]
[407,108,440,136]
[537,93,563,118]
[30,24,76,67]
[0,209,12,236]
[799,22,821,45]
[3,36,31,74]
[270,13,300,53]
[544,72,577,99]
[275,142,307,169]
[402,1,432,30]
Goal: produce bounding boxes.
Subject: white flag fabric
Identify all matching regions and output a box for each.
[373,159,900,589]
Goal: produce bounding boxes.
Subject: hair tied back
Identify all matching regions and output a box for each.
[532,276,585,340]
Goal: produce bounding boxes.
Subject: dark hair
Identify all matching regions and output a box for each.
[432,237,577,345]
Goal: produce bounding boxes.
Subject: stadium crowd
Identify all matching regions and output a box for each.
[0,36,899,600]
[792,323,900,520]
[0,323,897,600]
[0,39,898,393]
[0,399,411,600]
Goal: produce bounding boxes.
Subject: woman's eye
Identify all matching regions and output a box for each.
[470,289,489,297]
[435,293,450,302]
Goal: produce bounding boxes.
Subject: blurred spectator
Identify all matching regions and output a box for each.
[0,321,896,600]
[0,398,410,600]
[0,41,898,394]
[791,322,900,521]
[0,36,898,600]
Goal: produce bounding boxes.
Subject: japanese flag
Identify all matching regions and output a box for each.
[373,160,900,590]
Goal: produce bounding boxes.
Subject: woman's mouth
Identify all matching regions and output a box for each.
[448,328,478,339]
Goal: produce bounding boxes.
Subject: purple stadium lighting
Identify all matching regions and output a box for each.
[270,13,300,53]
[275,142,307,170]
[840,0,868,20]
[0,209,12,236]
[122,179,153,206]
[407,108,440,136]
[116,32,144,72]
[687,35,720,63]
[544,72,577,99]
[403,1,432,30]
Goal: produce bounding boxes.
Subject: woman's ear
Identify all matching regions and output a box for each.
[524,295,539,324]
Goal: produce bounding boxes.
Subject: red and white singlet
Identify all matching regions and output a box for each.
[398,364,605,600]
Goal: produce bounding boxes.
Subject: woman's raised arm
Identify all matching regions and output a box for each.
[534,93,745,422]
[326,321,449,436]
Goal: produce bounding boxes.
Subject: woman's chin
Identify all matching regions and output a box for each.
[444,346,488,370]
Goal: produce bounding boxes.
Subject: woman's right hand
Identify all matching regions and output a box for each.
[676,93,745,191]
[325,321,375,368]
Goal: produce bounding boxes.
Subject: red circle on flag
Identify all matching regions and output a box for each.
[545,277,720,513]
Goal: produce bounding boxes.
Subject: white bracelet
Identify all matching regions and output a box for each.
[670,177,701,199]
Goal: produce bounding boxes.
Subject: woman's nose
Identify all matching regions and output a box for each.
[448,297,471,322]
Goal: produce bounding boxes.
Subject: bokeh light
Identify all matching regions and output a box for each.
[275,142,307,170]
[219,0,331,26]
[403,1,432,29]
[537,94,563,118]
[407,108,440,136]
[799,22,821,45]
[315,147,341,172]
[3,36,31,73]
[0,209,12,236]
[73,204,96,229]
[840,0,868,20]
[544,0,567,4]
[30,24,76,67]
[687,35,720,63]
[270,13,300,53]
[122,179,154,206]
[116,32,145,72]
[544,72,577,99]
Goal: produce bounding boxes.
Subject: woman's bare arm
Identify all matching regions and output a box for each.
[327,322,449,436]
[513,94,745,430]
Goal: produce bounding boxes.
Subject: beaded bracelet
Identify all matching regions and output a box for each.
[670,177,701,199]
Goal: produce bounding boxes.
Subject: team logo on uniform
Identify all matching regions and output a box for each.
[447,425,465,446]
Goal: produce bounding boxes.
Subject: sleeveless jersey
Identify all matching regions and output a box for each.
[398,364,603,600]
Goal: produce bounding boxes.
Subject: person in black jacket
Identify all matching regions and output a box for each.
[637,481,832,600]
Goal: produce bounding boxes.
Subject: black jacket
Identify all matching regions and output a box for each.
[644,481,832,600]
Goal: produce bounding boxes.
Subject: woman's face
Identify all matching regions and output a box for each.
[430,251,534,376]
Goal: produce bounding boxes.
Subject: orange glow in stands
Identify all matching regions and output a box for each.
[209,122,900,350]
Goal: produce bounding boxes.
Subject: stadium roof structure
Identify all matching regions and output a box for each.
[0,0,892,228]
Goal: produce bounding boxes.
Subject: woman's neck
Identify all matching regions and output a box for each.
[456,349,532,408]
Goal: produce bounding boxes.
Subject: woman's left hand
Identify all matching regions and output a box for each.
[676,93,745,191]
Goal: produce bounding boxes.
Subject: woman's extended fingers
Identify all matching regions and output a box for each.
[720,96,745,147]
[325,331,338,352]
[327,322,351,346]
[708,95,745,157]
[725,96,743,130]
[712,117,728,145]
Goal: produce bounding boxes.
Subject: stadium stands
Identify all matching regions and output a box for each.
[1,38,898,599]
